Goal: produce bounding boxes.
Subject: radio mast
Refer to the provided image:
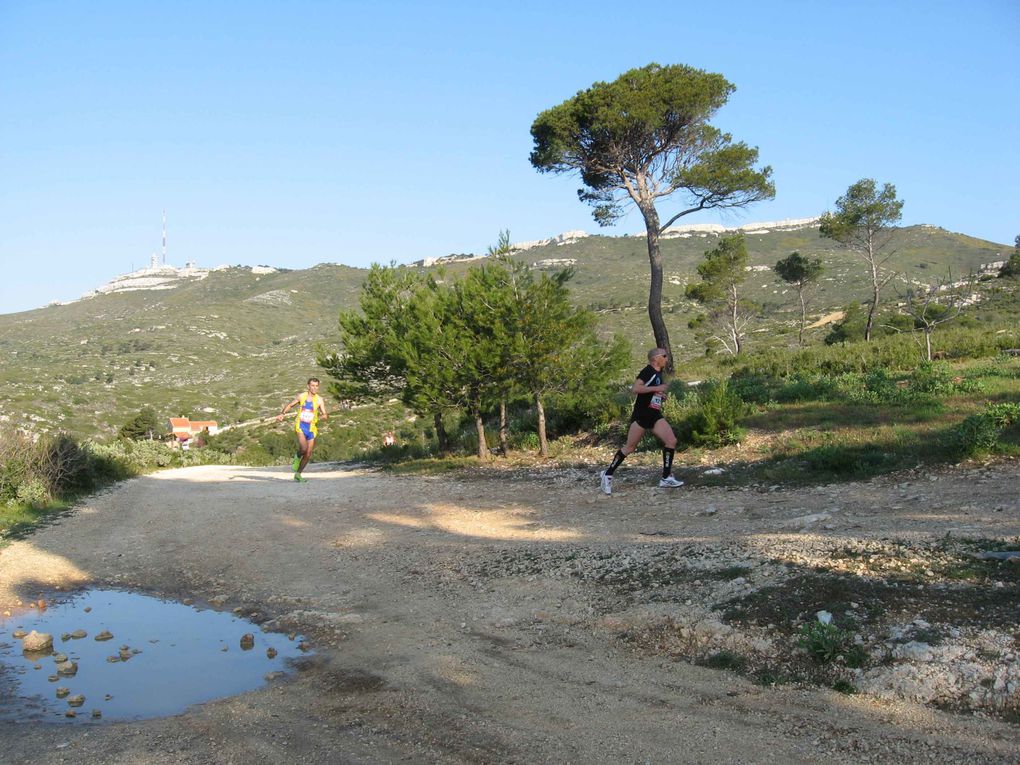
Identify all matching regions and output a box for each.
[162,210,167,265]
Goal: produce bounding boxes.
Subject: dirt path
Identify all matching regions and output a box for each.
[1,461,1018,764]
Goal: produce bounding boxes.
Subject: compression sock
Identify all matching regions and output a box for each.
[605,450,627,476]
[662,447,675,479]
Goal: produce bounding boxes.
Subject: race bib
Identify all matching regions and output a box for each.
[299,409,315,423]
[650,394,663,410]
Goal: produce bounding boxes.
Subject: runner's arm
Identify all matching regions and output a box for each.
[631,377,668,396]
[277,395,301,420]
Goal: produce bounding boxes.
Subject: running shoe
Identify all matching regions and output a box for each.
[659,475,685,488]
[294,473,306,482]
[292,454,301,471]
[599,471,612,496]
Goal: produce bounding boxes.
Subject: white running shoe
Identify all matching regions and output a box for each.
[599,471,612,495]
[659,475,685,488]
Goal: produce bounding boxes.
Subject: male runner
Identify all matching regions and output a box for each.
[277,378,328,482]
[599,348,685,495]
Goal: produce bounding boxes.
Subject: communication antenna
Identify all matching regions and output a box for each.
[162,210,167,265]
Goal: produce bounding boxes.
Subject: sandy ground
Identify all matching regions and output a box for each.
[1,460,1018,764]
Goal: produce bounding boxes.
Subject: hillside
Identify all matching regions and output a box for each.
[0,222,1013,438]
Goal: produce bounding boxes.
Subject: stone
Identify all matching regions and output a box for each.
[21,630,53,652]
[53,653,68,663]
[66,694,85,707]
[240,633,255,650]
[94,630,113,642]
[266,647,278,659]
[70,629,87,639]
[56,660,78,676]
[55,687,70,698]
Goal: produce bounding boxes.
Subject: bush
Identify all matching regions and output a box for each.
[669,380,748,448]
[948,402,1020,458]
[797,621,866,667]
[15,478,50,508]
[1,429,131,509]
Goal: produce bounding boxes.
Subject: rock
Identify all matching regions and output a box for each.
[265,671,285,681]
[55,687,70,698]
[56,660,78,676]
[894,641,934,661]
[21,631,54,652]
[781,512,831,529]
[91,709,102,719]
[266,647,278,659]
[12,630,27,639]
[70,629,87,639]
[53,653,68,663]
[240,633,255,650]
[66,694,85,707]
[94,630,113,642]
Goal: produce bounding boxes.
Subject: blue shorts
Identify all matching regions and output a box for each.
[299,422,316,440]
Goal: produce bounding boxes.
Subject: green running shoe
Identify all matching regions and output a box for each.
[294,473,306,482]
[291,454,301,471]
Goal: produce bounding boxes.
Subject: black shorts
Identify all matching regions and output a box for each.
[631,411,663,430]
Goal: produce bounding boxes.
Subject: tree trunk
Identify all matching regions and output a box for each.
[535,394,548,458]
[925,329,933,362]
[474,411,488,459]
[433,412,450,455]
[498,398,509,457]
[640,204,673,372]
[865,239,880,342]
[798,286,807,346]
[730,284,742,355]
[865,284,880,342]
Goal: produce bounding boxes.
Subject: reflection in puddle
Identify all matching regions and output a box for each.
[0,589,307,723]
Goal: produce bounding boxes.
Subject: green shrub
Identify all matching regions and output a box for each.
[15,478,50,508]
[797,621,866,667]
[907,362,956,396]
[802,444,895,477]
[727,372,781,405]
[671,380,748,448]
[949,402,1020,458]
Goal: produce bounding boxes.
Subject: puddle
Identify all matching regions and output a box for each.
[0,589,307,723]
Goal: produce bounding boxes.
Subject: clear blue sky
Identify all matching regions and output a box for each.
[1,0,1017,314]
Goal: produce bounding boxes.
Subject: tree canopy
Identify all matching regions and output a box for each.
[319,256,627,457]
[530,63,773,369]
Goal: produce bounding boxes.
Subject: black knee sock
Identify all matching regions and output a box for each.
[605,450,627,476]
[662,447,675,479]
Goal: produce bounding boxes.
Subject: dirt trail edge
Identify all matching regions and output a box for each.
[1,462,1018,764]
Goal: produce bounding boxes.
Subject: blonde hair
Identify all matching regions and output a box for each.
[647,348,668,362]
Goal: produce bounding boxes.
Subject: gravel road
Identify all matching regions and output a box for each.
[1,460,1017,764]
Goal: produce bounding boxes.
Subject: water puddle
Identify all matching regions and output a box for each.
[0,589,308,723]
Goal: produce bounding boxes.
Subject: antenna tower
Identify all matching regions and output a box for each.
[162,210,167,265]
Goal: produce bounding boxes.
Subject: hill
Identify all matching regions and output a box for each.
[0,221,1013,438]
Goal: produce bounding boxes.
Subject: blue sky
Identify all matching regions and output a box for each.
[1,0,1017,314]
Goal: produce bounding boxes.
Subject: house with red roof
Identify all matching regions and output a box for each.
[167,417,219,449]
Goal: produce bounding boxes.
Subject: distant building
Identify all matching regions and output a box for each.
[168,417,219,449]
